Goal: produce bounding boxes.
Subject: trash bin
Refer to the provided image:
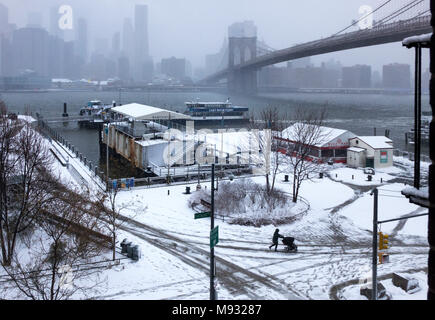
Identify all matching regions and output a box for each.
[185,186,191,194]
[120,239,128,253]
[284,175,289,182]
[127,243,134,258]
[131,245,140,261]
[368,175,373,182]
[124,242,132,256]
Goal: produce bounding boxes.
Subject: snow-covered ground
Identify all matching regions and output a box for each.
[340,272,427,300]
[3,135,430,300]
[95,164,428,300]
[329,166,397,186]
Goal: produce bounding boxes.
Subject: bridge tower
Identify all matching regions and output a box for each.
[228,35,258,94]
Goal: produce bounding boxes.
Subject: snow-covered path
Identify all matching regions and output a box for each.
[43,140,430,300]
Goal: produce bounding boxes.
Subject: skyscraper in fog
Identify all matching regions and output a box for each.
[134,4,150,80]
[118,55,130,81]
[112,32,121,58]
[0,3,9,34]
[12,27,49,76]
[382,63,411,90]
[94,38,109,56]
[27,12,43,28]
[342,65,371,88]
[122,18,134,65]
[134,5,149,58]
[49,6,63,39]
[76,18,88,62]
[161,57,186,80]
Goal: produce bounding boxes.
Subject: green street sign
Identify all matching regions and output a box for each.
[194,212,211,220]
[210,226,219,248]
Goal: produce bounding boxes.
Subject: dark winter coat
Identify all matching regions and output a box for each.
[272,231,284,244]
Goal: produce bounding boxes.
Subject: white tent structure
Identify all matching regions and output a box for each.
[111,103,191,121]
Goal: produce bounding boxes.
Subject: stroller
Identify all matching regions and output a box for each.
[282,237,298,253]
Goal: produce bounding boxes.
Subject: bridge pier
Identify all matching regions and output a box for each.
[228,69,258,95]
[228,36,258,95]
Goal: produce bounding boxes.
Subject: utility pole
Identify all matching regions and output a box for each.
[106,123,110,186]
[429,1,435,299]
[167,113,172,184]
[210,164,216,300]
[371,188,378,300]
[414,43,422,189]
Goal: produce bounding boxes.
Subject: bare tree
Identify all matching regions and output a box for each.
[95,185,143,261]
[281,108,328,203]
[2,186,106,300]
[250,107,287,194]
[0,109,53,266]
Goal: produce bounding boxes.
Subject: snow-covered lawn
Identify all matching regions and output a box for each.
[103,166,428,300]
[329,166,396,186]
[4,135,429,300]
[339,183,426,236]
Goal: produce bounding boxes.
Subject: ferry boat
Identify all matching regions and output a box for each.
[78,100,113,128]
[79,100,112,116]
[183,99,249,126]
[405,111,430,145]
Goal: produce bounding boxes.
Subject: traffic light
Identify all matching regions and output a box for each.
[378,232,389,250]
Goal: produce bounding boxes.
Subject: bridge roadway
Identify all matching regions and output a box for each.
[203,15,432,83]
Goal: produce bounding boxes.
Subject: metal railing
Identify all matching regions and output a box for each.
[393,148,430,163]
[37,115,107,190]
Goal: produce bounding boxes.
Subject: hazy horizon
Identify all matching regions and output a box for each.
[0,0,430,72]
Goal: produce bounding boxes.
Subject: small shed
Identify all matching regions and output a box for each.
[347,147,367,168]
[348,136,394,168]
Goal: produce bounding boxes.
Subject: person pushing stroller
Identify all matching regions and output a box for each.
[269,229,284,251]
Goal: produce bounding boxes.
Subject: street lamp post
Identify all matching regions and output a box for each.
[106,123,111,186]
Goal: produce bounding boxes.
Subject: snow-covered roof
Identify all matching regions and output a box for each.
[111,103,191,120]
[402,33,432,48]
[402,186,428,200]
[17,115,37,123]
[136,139,168,147]
[52,78,73,83]
[197,130,269,156]
[352,136,393,149]
[185,102,231,105]
[282,123,354,148]
[348,147,366,153]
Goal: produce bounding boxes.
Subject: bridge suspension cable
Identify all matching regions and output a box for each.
[412,8,431,19]
[333,0,429,37]
[333,0,393,36]
[374,0,426,27]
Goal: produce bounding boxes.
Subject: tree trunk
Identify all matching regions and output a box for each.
[112,233,116,261]
[265,174,270,193]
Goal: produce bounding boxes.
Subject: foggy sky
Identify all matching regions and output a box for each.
[0,0,430,72]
